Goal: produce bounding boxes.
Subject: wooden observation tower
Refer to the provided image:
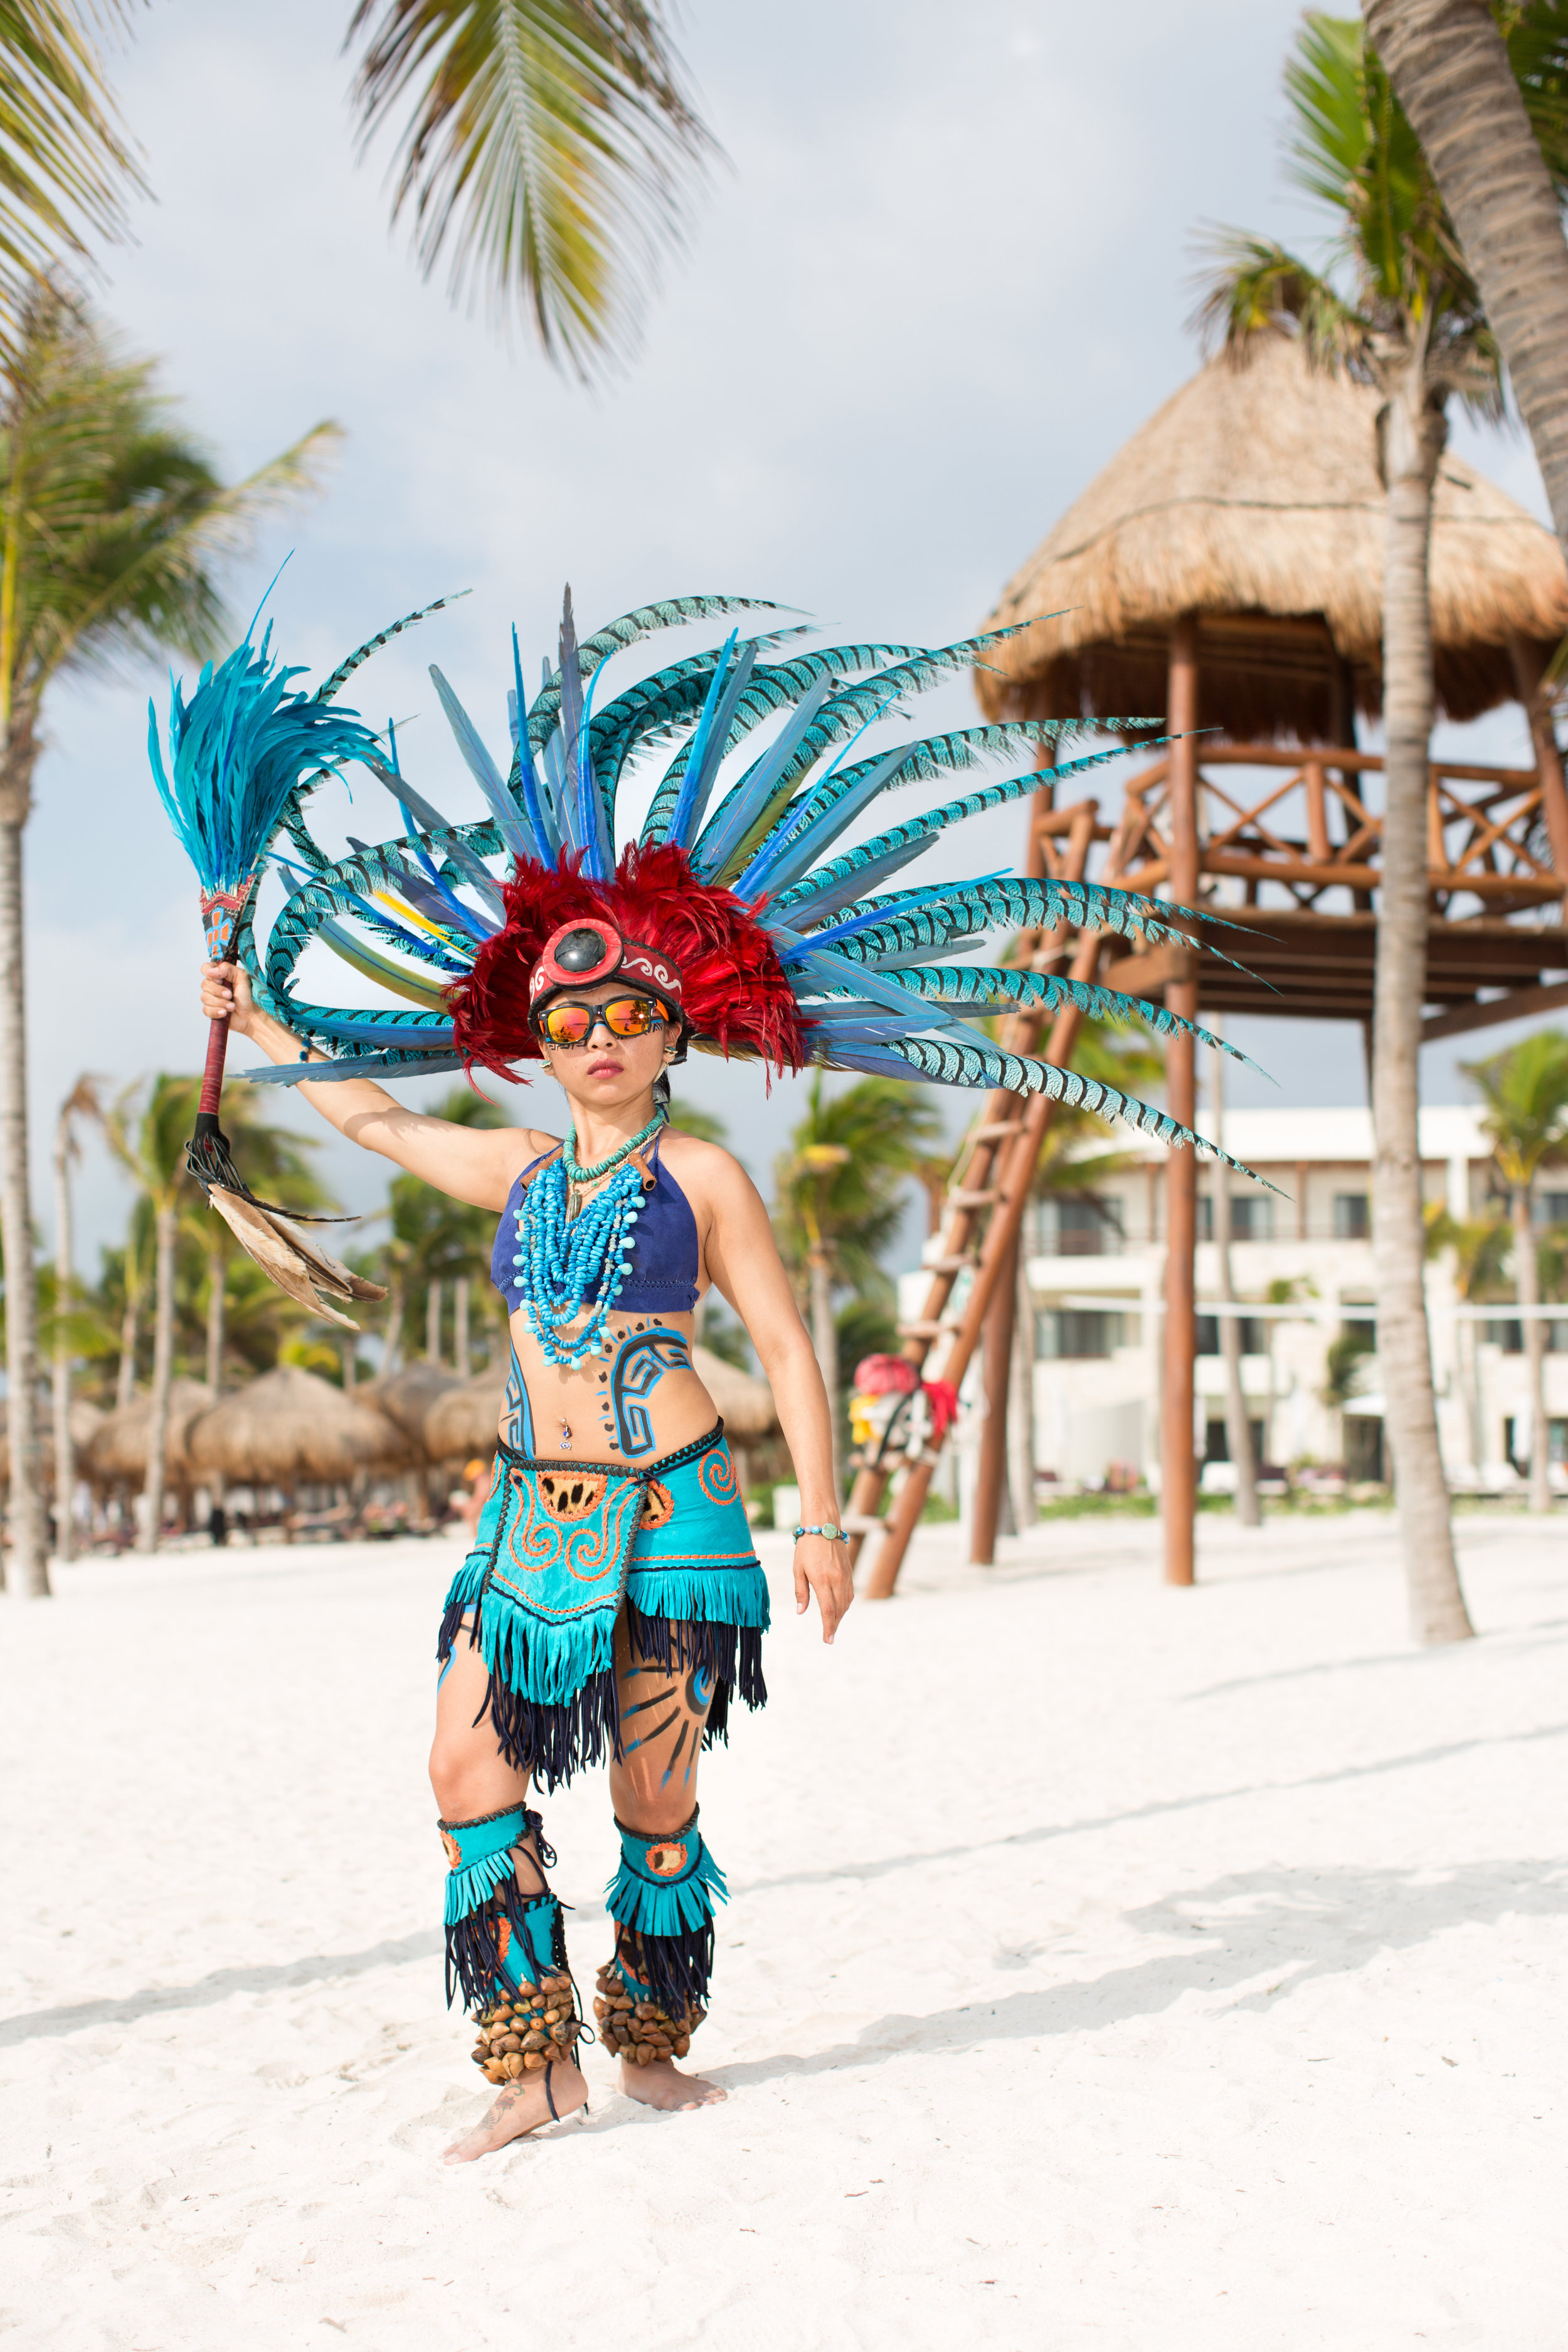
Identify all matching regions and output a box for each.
[848,332,1568,1596]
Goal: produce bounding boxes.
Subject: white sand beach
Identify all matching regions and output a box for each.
[2,1511,1564,2351]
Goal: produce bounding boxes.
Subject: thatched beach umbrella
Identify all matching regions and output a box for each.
[85,1381,213,1490]
[424,1360,507,1463]
[978,331,1568,738]
[1,1396,105,1487]
[186,1366,406,1488]
[359,1361,461,1465]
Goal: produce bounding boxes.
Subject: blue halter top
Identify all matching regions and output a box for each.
[491,1133,701,1317]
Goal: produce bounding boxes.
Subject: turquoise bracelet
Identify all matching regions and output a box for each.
[793,1523,850,1544]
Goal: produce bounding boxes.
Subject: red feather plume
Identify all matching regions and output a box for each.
[448,841,808,1083]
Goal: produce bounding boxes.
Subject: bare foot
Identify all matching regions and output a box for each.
[442,2059,590,2163]
[620,2055,726,2111]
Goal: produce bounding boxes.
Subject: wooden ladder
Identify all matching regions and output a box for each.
[845,788,1138,1598]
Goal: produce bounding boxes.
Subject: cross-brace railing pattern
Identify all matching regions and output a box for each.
[1111,746,1560,916]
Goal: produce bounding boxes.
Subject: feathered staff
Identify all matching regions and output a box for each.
[148,627,392,1326]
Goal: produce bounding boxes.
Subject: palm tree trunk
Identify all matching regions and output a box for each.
[1374,369,1474,1643]
[382,1279,405,1377]
[808,1246,839,1485]
[117,1290,137,1409]
[1210,1024,1259,1525]
[140,1202,177,1555]
[1367,0,1568,569]
[51,1103,74,1562]
[206,1242,226,1394]
[426,1278,442,1364]
[1514,1180,1552,1513]
[0,812,47,1596]
[455,1273,470,1377]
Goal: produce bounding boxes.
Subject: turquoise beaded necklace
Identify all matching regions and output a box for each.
[512,1110,667,1369]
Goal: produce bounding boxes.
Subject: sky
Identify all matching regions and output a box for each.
[28,0,1563,1279]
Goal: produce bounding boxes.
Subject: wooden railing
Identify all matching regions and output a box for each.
[1099,746,1563,916]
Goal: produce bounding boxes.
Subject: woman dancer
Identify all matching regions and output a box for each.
[174,588,1249,2170]
[201,914,852,2162]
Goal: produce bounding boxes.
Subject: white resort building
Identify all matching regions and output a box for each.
[904,1104,1568,1500]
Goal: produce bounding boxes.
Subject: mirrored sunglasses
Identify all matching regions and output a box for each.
[536,993,667,1048]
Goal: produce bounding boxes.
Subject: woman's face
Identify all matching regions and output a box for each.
[534,980,675,1118]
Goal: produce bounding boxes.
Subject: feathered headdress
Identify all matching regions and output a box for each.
[223,586,1256,1165]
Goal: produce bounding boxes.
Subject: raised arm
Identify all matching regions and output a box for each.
[201,960,544,1212]
[687,1142,854,1643]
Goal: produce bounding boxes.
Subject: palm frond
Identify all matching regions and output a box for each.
[0,4,146,352]
[344,0,721,379]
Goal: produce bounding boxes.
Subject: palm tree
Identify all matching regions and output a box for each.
[0,283,339,1596]
[1424,1200,1510,1475]
[0,4,145,356]
[1365,2,1568,576]
[105,1076,199,1553]
[775,1074,943,1480]
[343,0,719,379]
[1461,1028,1568,1511]
[50,1071,103,1560]
[370,1084,511,1372]
[1197,13,1477,1643]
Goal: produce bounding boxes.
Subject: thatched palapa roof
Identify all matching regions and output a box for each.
[978,332,1568,740]
[425,1361,507,1461]
[85,1382,214,1487]
[2,1396,106,1486]
[186,1366,405,1486]
[359,1361,460,1464]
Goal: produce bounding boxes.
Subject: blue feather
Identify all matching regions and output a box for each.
[691,674,839,880]
[149,628,382,894]
[773,738,1173,921]
[510,627,558,867]
[314,591,470,706]
[665,635,760,849]
[818,1035,1269,1179]
[243,1051,465,1086]
[428,664,537,864]
[362,754,506,924]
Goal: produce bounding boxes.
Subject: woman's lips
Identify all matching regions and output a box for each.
[586,1056,623,1077]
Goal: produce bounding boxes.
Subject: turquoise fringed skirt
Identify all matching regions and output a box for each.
[437,1422,769,1791]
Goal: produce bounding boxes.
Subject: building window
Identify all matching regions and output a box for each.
[1230,1194,1273,1242]
[1204,1417,1266,1463]
[1333,1192,1370,1239]
[1036,1309,1123,1360]
[1540,1190,1568,1227]
[1195,1315,1266,1355]
[1035,1195,1122,1257]
[1343,1416,1385,1483]
[1485,1318,1568,1353]
[1198,1195,1276,1242]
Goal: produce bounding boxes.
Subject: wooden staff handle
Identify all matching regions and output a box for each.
[197,1014,230,1125]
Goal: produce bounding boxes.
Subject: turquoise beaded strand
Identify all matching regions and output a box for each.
[512,1111,666,1368]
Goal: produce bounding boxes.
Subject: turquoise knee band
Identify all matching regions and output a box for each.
[604,1807,726,2015]
[438,1803,564,2010]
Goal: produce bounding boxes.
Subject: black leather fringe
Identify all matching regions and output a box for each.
[437,1599,767,1784]
[446,1885,566,2012]
[622,1601,768,1749]
[615,1920,717,2016]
